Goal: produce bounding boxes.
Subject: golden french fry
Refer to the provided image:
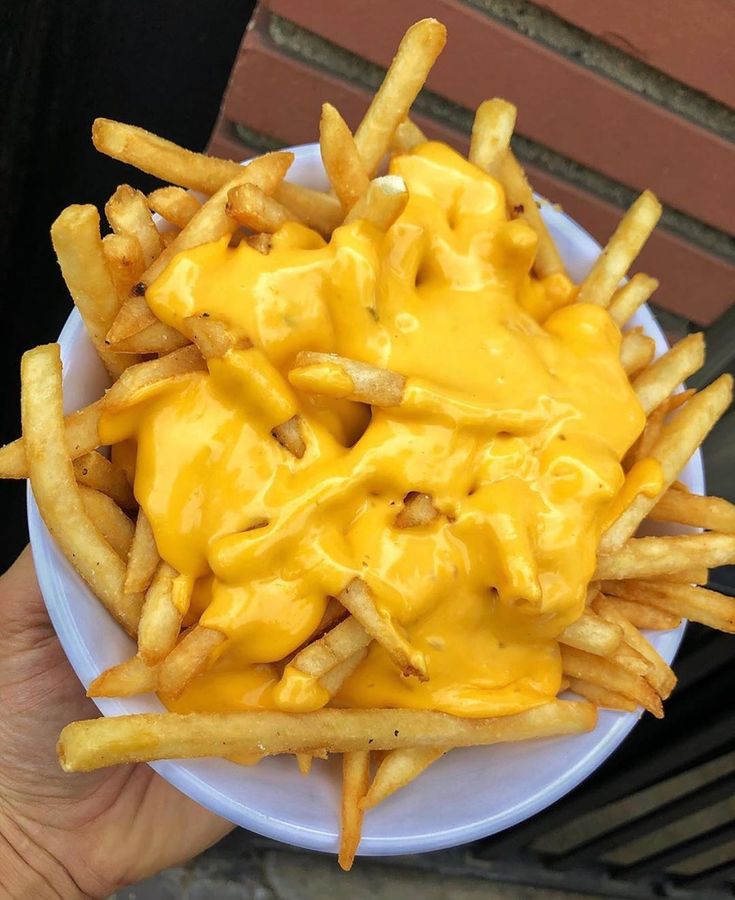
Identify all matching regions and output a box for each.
[275,617,372,711]
[147,186,201,229]
[498,153,564,278]
[599,595,681,631]
[92,118,246,194]
[390,119,427,154]
[654,567,708,585]
[57,700,597,771]
[600,375,733,552]
[608,273,659,327]
[576,190,662,307]
[611,645,652,678]
[79,486,135,559]
[245,233,272,255]
[354,18,447,176]
[296,753,313,775]
[105,185,163,267]
[596,533,735,581]
[271,415,306,459]
[138,562,191,665]
[50,205,129,377]
[183,316,244,359]
[593,596,676,698]
[317,648,368,696]
[394,492,440,528]
[339,578,427,680]
[0,400,103,479]
[87,655,159,697]
[21,345,142,634]
[273,182,343,236]
[108,321,190,355]
[320,103,370,212]
[339,750,370,871]
[157,625,226,697]
[560,645,662,717]
[558,610,622,657]
[566,677,637,713]
[226,183,299,232]
[361,746,445,810]
[289,351,405,406]
[469,99,516,179]
[101,233,146,307]
[106,293,156,344]
[141,151,294,287]
[73,451,136,510]
[125,510,160,595]
[632,333,705,415]
[619,328,656,377]
[102,345,205,412]
[344,175,408,230]
[602,579,735,633]
[649,489,735,533]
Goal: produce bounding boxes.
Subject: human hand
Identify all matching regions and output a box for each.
[0,547,233,898]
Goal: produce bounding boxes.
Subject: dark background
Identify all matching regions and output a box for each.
[1,0,256,569]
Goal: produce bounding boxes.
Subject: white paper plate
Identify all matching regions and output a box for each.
[28,144,702,857]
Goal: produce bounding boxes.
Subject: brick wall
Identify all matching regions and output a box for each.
[208,0,735,327]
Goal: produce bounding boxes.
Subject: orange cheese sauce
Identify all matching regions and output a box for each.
[99,142,648,718]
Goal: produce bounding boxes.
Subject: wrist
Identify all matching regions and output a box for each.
[0,809,85,899]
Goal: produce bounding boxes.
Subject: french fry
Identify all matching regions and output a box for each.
[338,578,427,680]
[608,273,659,327]
[138,563,191,665]
[600,375,733,552]
[226,183,299,232]
[469,98,517,179]
[79,486,135,559]
[289,351,405,406]
[318,648,368,696]
[125,510,160,595]
[602,580,735,633]
[339,750,371,871]
[273,182,343,236]
[354,18,447,176]
[593,596,676,698]
[344,175,408,230]
[108,321,191,355]
[87,655,159,697]
[558,610,622,657]
[102,345,205,412]
[73,451,136,510]
[105,185,163,267]
[498,153,564,278]
[632,333,705,415]
[619,328,656,377]
[296,754,313,775]
[246,233,272,255]
[576,190,662,307]
[147,186,201,229]
[290,616,370,678]
[101,233,146,307]
[394,492,440,528]
[566,677,637,713]
[611,645,652,678]
[560,645,662,717]
[654,567,708,585]
[596,533,735,581]
[140,151,294,288]
[157,625,227,697]
[183,316,244,358]
[599,595,681,631]
[320,103,370,212]
[50,205,128,377]
[21,345,142,634]
[361,747,445,810]
[390,119,427,154]
[92,118,246,194]
[57,700,597,771]
[0,400,103,479]
[105,293,156,344]
[271,415,306,459]
[648,489,735,533]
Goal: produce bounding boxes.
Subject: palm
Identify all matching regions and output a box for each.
[0,548,232,896]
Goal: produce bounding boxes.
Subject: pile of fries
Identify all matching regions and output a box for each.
[4,18,735,869]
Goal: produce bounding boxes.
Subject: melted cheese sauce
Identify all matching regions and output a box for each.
[99,142,650,718]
